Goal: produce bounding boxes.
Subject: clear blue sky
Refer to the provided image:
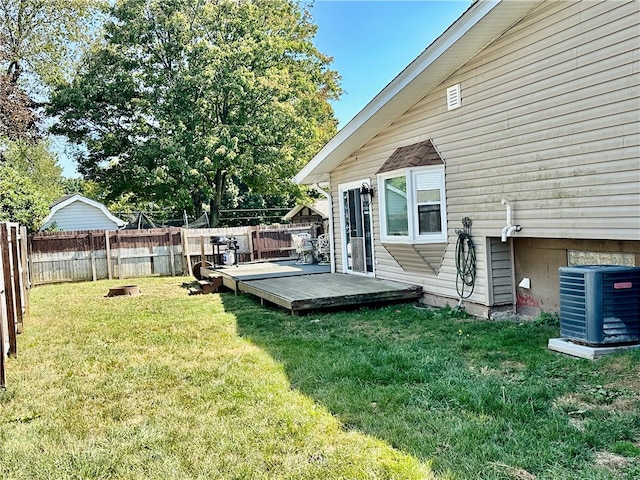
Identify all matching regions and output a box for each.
[58,0,471,177]
[310,0,471,128]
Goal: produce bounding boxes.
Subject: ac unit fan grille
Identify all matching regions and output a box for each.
[559,271,587,338]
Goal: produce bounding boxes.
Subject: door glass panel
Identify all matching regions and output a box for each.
[342,186,374,274]
[363,204,373,272]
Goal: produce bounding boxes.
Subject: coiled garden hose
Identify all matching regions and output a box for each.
[455,230,476,301]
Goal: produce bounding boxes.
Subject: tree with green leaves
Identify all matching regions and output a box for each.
[0,0,102,230]
[50,0,340,226]
[0,136,65,230]
[1,138,64,201]
[0,162,49,231]
[0,0,102,90]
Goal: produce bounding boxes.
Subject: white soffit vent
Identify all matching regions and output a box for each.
[447,84,461,110]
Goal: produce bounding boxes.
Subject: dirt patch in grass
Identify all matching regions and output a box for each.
[594,451,633,470]
[608,394,640,412]
[554,386,639,414]
[568,416,588,432]
[489,462,537,479]
[467,362,527,385]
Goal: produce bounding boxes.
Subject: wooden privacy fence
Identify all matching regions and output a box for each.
[183,224,316,267]
[30,228,182,285]
[30,223,318,286]
[1,222,30,388]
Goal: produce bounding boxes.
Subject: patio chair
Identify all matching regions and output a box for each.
[291,232,314,264]
[315,233,330,265]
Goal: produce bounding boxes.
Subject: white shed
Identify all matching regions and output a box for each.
[41,194,126,231]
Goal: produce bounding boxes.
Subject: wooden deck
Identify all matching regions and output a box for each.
[202,260,331,293]
[201,260,422,314]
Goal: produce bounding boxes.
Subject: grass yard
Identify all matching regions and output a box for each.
[1,277,639,479]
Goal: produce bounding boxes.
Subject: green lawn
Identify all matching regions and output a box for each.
[1,276,638,479]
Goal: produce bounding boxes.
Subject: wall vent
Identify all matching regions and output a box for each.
[446,84,461,110]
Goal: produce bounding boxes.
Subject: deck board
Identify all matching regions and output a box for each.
[202,260,330,294]
[203,260,422,313]
[239,273,421,313]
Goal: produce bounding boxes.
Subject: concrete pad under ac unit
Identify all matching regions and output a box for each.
[548,338,640,360]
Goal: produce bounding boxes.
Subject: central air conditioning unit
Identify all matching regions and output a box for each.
[559,265,640,346]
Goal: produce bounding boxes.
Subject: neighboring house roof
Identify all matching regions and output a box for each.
[294,0,543,185]
[41,194,126,231]
[283,199,329,221]
[50,193,79,208]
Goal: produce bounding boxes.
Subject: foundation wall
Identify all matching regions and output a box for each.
[513,238,640,316]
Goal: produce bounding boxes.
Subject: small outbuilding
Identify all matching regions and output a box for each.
[283,199,329,225]
[40,194,126,231]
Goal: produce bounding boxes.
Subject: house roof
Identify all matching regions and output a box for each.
[283,199,329,221]
[42,194,126,228]
[294,0,543,185]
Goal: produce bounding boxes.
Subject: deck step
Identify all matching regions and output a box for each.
[198,277,223,294]
[189,276,223,295]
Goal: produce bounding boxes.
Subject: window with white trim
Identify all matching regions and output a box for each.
[378,165,447,243]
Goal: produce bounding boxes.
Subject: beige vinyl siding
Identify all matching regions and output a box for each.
[487,238,513,306]
[381,243,446,275]
[329,0,639,307]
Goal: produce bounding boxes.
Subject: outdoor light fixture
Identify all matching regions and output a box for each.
[360,182,374,206]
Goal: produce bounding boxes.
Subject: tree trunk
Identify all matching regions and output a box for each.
[208,170,227,228]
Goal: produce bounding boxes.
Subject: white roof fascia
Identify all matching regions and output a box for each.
[42,194,126,228]
[295,0,541,185]
[283,199,329,220]
[283,204,305,220]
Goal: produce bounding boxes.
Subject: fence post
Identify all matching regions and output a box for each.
[19,226,29,318]
[115,231,122,279]
[167,228,175,277]
[105,230,112,280]
[247,226,255,261]
[0,319,4,387]
[182,228,193,278]
[254,229,262,260]
[0,229,6,388]
[0,224,17,357]
[89,231,97,282]
[9,225,24,335]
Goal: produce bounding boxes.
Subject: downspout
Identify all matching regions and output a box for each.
[312,184,336,273]
[501,198,522,242]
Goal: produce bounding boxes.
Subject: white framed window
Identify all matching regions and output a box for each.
[378,165,447,243]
